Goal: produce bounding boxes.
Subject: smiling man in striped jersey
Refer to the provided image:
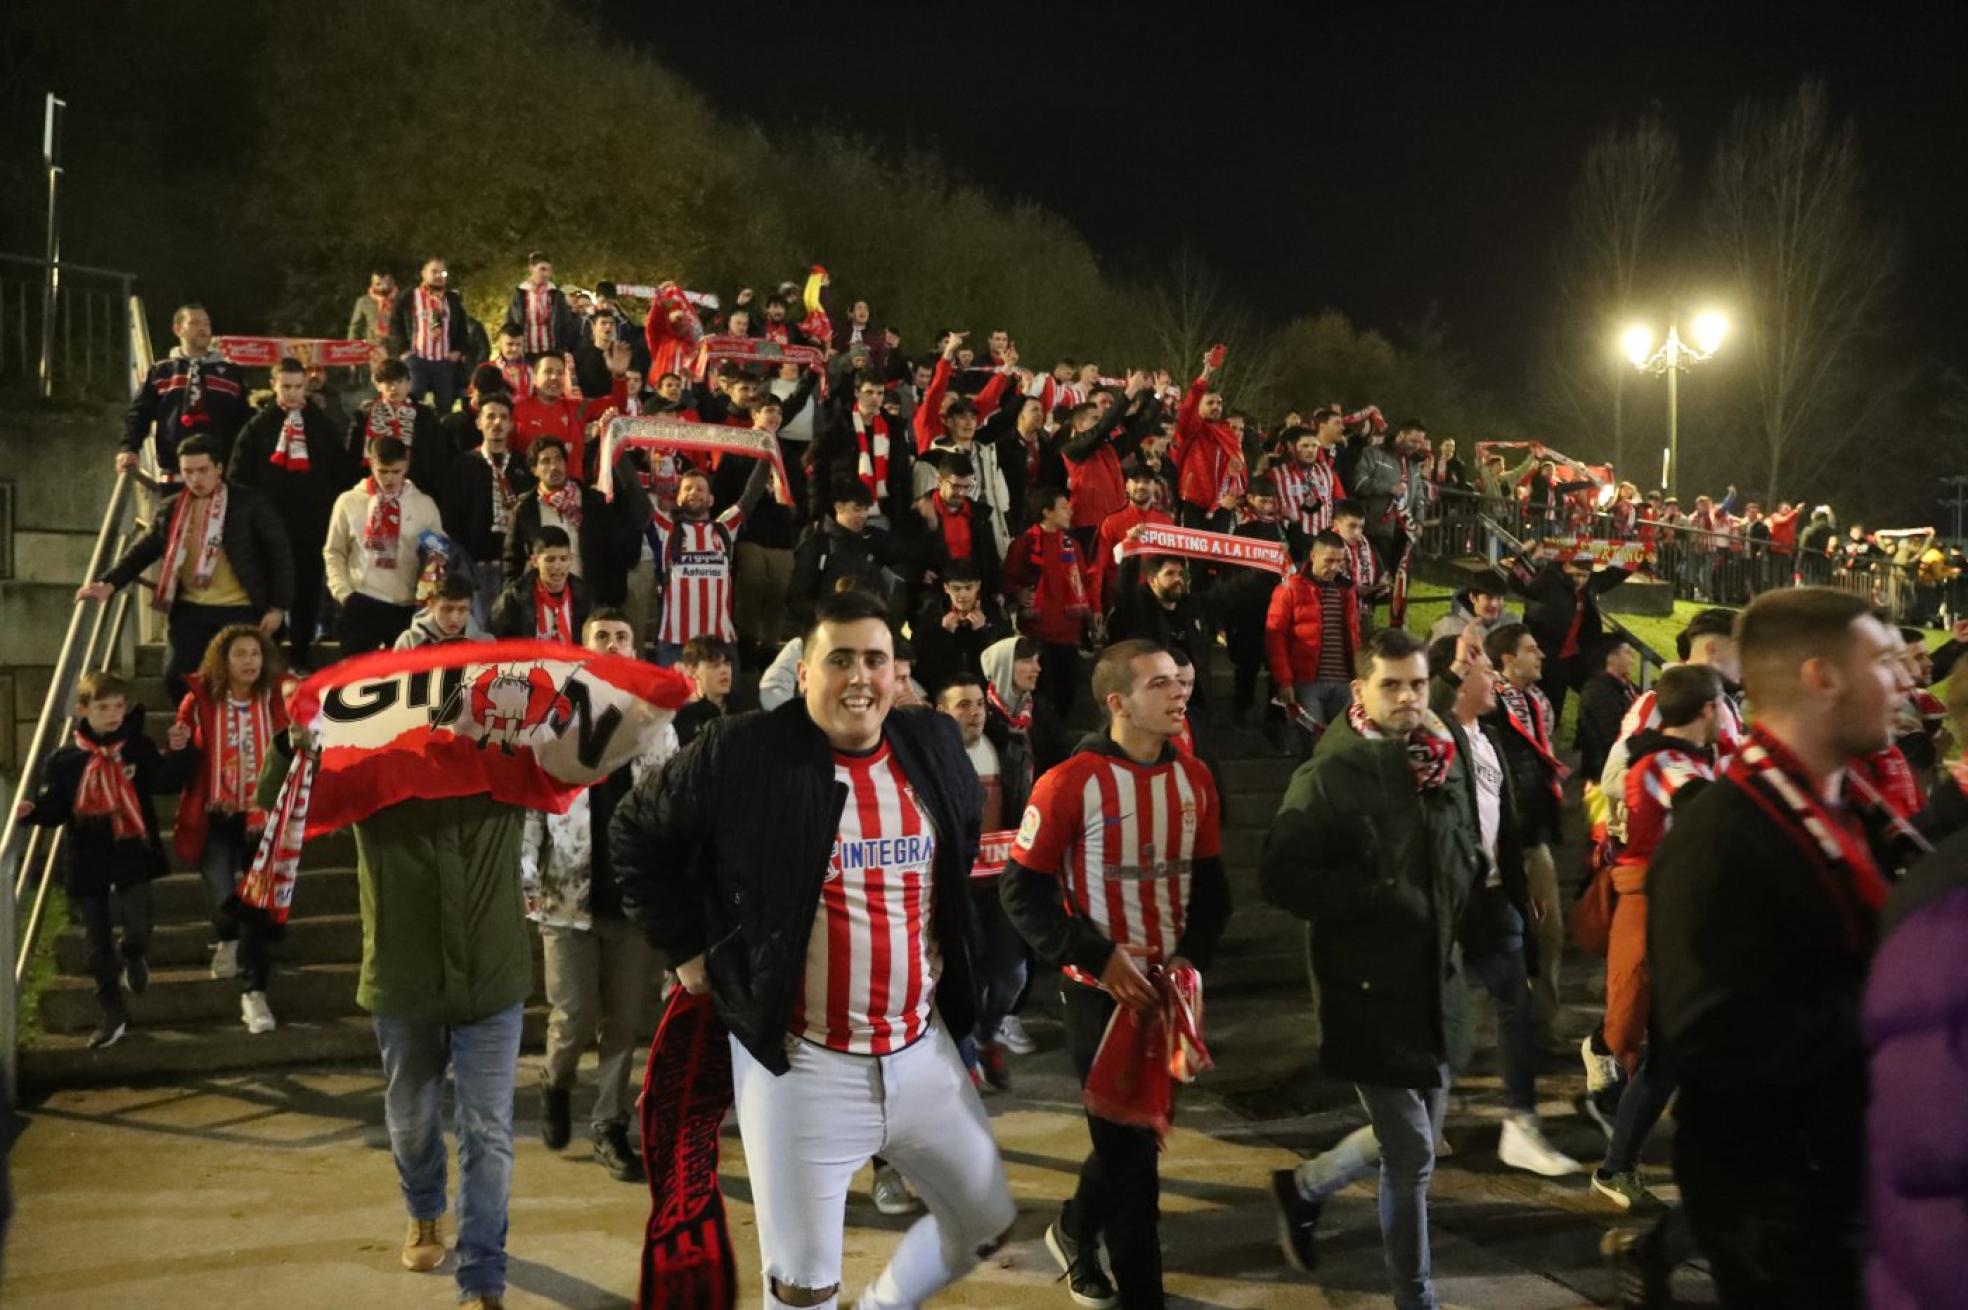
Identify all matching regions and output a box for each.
[1000,639,1230,1309]
[612,587,1013,1310]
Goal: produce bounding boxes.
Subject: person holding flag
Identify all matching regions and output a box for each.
[610,587,1013,1310]
[999,639,1229,1310]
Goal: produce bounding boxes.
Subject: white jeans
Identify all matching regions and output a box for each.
[732,1017,1016,1310]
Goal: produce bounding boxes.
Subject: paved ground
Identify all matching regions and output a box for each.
[2,978,1712,1309]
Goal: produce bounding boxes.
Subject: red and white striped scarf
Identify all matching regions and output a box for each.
[362,477,403,570]
[1345,701,1459,791]
[365,400,416,454]
[483,448,519,534]
[852,408,890,501]
[241,746,315,924]
[1728,727,1907,947]
[1495,679,1570,799]
[534,580,574,643]
[412,286,450,361]
[152,484,228,612]
[216,694,274,826]
[493,354,533,402]
[524,284,556,354]
[541,479,583,531]
[1344,535,1379,589]
[270,406,310,471]
[987,685,1031,733]
[73,730,145,840]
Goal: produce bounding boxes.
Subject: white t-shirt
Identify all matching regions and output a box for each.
[1465,723,1504,887]
[966,734,1003,831]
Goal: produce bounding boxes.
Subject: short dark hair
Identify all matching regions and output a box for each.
[372,358,410,384]
[476,392,513,417]
[470,363,507,395]
[1467,569,1508,599]
[1396,419,1427,435]
[1358,626,1427,678]
[1283,425,1316,445]
[1426,635,1461,678]
[939,452,976,480]
[1121,458,1154,480]
[369,436,409,466]
[1331,499,1365,522]
[177,432,224,466]
[1594,635,1634,669]
[680,634,733,665]
[275,355,307,377]
[532,526,572,553]
[435,574,476,603]
[1654,663,1724,727]
[831,480,874,508]
[1677,606,1738,661]
[1245,474,1277,499]
[527,250,551,266]
[1030,485,1069,518]
[805,587,891,646]
[1093,639,1167,708]
[1484,622,1535,669]
[529,436,569,465]
[1737,586,1874,705]
[942,559,980,584]
[938,671,987,701]
[893,638,916,663]
[1310,529,1346,552]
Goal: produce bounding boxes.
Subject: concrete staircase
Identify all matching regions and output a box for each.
[20,647,1307,1088]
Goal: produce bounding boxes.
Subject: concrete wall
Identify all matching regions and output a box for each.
[0,397,129,781]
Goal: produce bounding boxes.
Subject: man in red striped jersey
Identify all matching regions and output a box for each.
[613,588,1014,1310]
[1000,639,1230,1309]
[649,462,770,666]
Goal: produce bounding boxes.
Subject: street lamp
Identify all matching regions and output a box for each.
[1624,312,1727,497]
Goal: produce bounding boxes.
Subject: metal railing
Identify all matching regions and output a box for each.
[1418,485,1961,627]
[0,252,140,400]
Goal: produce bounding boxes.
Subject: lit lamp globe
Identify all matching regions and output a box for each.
[1622,325,1655,367]
[1692,312,1728,355]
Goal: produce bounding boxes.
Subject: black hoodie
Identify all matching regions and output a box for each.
[20,708,193,895]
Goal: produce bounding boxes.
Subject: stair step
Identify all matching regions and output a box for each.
[19,1007,549,1091]
[54,913,364,973]
[148,866,359,920]
[38,960,366,1033]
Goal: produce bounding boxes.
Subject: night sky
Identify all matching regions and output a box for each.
[617,3,1968,402]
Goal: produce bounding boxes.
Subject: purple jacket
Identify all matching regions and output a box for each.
[1865,858,1968,1309]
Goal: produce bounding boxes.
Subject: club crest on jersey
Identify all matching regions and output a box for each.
[1016,804,1043,847]
[1181,800,1198,835]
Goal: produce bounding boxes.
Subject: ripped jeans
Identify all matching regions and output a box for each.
[730,1017,1016,1309]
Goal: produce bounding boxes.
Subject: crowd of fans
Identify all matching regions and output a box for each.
[14,251,1966,1310]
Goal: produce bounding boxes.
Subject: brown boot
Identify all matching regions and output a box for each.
[400,1216,445,1272]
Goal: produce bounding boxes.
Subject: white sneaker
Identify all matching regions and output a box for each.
[1498,1113,1581,1177]
[870,1164,921,1216]
[240,990,277,1034]
[210,939,239,980]
[1581,1034,1623,1094]
[995,1015,1037,1056]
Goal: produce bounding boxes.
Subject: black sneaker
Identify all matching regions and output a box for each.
[540,1085,572,1151]
[1600,1226,1670,1309]
[1044,1214,1117,1309]
[122,951,150,995]
[88,1014,129,1050]
[1271,1168,1322,1272]
[593,1123,644,1182]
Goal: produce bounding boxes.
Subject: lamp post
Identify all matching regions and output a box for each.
[1623,311,1727,498]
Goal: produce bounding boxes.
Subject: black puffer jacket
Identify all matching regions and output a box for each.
[610,701,983,1075]
[19,709,192,895]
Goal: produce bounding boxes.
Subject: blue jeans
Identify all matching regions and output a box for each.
[1604,1044,1675,1175]
[1464,946,1536,1114]
[406,354,459,416]
[1293,679,1354,750]
[373,1003,523,1299]
[1298,1067,1451,1310]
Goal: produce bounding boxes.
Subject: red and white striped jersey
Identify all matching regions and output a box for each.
[1620,679,1745,767]
[1344,535,1380,590]
[651,504,744,644]
[791,742,940,1055]
[1273,452,1345,536]
[1011,747,1222,988]
[1618,742,1715,870]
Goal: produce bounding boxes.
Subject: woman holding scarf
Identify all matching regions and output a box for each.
[171,624,293,1035]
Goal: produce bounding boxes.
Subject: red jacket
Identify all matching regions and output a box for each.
[1265,573,1360,689]
[1067,441,1127,529]
[1090,503,1173,608]
[1003,524,1090,645]
[511,392,588,476]
[1174,374,1244,509]
[170,680,292,866]
[913,356,1013,454]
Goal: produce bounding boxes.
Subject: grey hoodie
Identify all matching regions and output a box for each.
[392,608,490,649]
[980,636,1030,721]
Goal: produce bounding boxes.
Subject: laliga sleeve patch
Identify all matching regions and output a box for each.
[1016,804,1043,847]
